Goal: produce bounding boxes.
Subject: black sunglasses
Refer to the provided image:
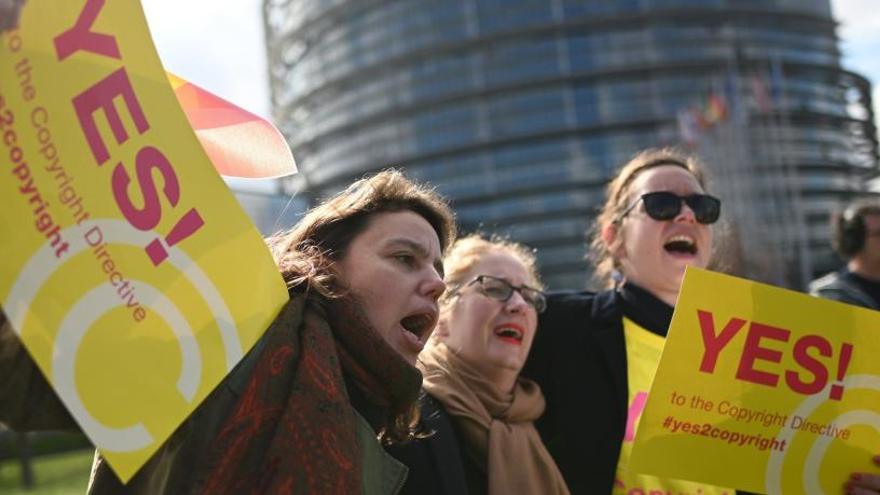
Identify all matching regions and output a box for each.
[458,275,547,313]
[617,191,721,225]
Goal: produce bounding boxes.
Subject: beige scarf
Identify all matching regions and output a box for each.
[419,342,570,495]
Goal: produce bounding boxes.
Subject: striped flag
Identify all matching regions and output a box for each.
[750,75,772,113]
[677,108,701,145]
[704,92,728,124]
[168,72,297,179]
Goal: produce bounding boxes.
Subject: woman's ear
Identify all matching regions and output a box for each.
[602,222,621,256]
[433,316,450,339]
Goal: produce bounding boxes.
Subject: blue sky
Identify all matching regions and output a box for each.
[142,0,880,140]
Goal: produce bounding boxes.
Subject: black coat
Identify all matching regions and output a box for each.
[523,285,758,495]
[386,394,471,495]
[523,288,629,495]
[809,269,880,310]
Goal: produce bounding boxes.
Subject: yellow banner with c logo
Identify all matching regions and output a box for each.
[630,267,879,494]
[0,0,288,482]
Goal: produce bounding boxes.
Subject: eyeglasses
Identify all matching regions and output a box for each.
[459,275,547,313]
[617,191,721,225]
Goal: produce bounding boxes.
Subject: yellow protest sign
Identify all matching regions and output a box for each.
[0,0,288,482]
[629,267,879,494]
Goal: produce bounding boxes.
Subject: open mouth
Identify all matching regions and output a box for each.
[663,235,697,256]
[400,311,438,346]
[493,325,524,345]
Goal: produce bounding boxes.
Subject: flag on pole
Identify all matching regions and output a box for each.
[168,73,297,179]
[750,74,772,113]
[703,92,728,125]
[677,108,701,145]
[769,57,785,105]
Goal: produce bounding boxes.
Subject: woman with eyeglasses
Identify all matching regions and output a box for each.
[524,148,880,495]
[389,234,569,495]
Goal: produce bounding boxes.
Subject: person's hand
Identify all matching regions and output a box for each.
[845,456,880,494]
[0,0,26,31]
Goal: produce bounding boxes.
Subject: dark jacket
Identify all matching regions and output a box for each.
[0,297,408,495]
[524,286,756,495]
[523,287,627,495]
[808,270,880,310]
[385,394,471,495]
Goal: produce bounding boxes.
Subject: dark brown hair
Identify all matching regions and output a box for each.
[833,199,880,258]
[266,169,457,297]
[266,169,456,444]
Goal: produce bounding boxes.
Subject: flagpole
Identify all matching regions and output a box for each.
[771,55,814,287]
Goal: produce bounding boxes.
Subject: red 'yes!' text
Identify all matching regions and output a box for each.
[54,0,205,266]
[696,310,854,401]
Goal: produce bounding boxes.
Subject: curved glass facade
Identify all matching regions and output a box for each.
[265,0,878,289]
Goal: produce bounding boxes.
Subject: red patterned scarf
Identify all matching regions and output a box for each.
[193,293,421,494]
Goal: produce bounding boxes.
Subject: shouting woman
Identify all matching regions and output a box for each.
[0,170,456,494]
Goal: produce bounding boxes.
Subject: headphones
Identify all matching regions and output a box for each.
[834,205,867,258]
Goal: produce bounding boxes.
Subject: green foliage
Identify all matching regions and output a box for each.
[0,432,91,460]
[0,449,92,494]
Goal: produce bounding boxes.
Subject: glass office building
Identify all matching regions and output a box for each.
[264,0,877,289]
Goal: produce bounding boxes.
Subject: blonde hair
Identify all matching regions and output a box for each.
[440,234,544,311]
[590,148,708,287]
[266,169,457,297]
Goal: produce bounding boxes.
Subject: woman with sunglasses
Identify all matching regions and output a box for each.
[529,148,725,495]
[390,234,569,495]
[524,148,880,495]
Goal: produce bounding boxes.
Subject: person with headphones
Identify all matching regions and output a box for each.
[809,199,880,310]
